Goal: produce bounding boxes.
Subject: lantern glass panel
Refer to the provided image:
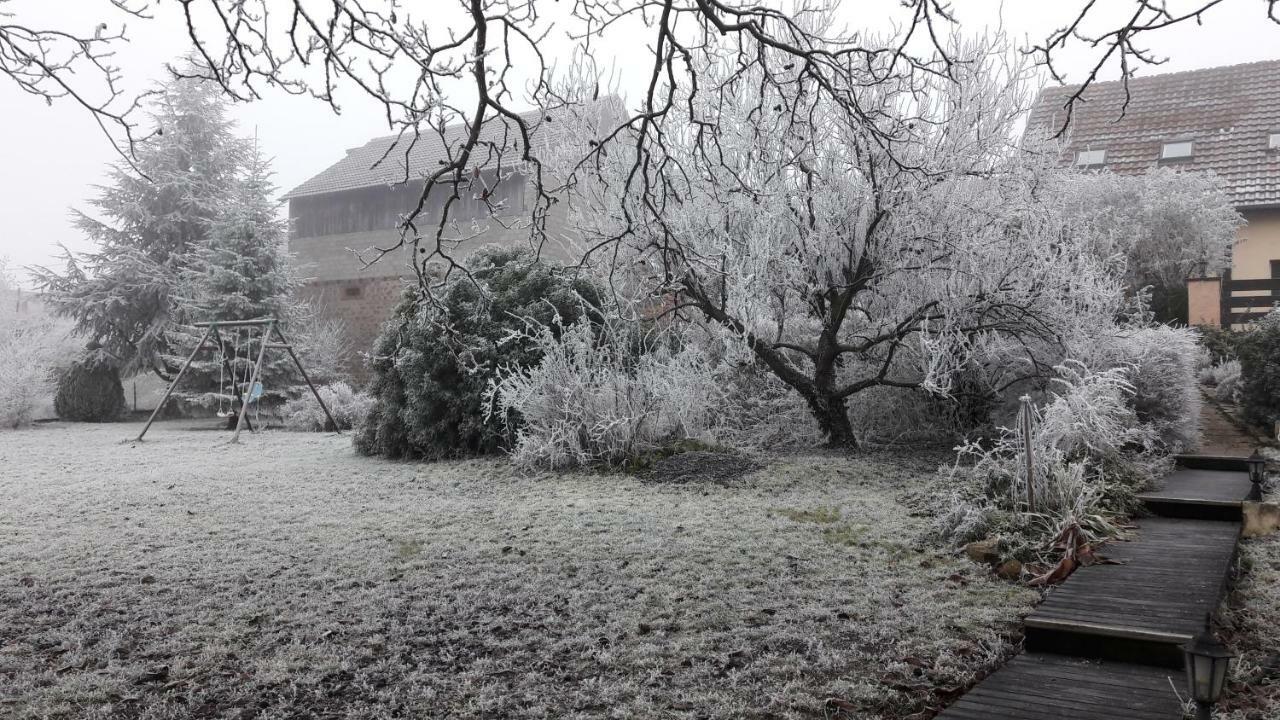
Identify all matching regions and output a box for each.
[1211,655,1230,700]
[1186,653,1213,702]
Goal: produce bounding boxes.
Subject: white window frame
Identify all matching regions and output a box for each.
[1160,140,1194,160]
[1074,149,1106,167]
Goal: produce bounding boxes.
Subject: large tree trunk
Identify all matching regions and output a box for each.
[805,393,857,448]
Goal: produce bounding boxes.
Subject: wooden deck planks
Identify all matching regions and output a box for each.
[1138,468,1254,507]
[934,653,1183,720]
[1027,517,1239,646]
[933,439,1252,718]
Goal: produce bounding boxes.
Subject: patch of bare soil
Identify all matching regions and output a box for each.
[643,450,764,485]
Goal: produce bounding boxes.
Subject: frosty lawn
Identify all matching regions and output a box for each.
[0,423,1034,719]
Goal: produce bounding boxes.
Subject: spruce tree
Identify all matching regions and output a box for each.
[33,71,246,379]
[167,145,299,411]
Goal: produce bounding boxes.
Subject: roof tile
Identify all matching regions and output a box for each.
[283,99,621,199]
[1027,59,1280,208]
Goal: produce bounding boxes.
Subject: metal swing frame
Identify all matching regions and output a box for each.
[136,317,340,443]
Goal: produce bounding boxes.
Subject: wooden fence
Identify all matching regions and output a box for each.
[1219,270,1280,326]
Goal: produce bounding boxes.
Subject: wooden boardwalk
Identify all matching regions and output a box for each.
[1025,516,1241,666]
[935,434,1255,719]
[935,653,1182,720]
[1138,468,1254,519]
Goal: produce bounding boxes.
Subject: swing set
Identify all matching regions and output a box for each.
[136,317,339,443]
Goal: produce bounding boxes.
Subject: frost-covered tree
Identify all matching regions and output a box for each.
[1052,168,1242,323]
[557,37,1128,446]
[32,70,245,378]
[166,144,299,409]
[4,2,1278,289]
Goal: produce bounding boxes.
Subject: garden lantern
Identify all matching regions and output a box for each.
[1247,449,1266,501]
[1183,616,1233,720]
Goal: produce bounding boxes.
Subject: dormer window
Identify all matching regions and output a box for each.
[1269,132,1280,151]
[1075,149,1106,167]
[1161,140,1194,160]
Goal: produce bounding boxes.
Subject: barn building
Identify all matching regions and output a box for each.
[282,109,592,382]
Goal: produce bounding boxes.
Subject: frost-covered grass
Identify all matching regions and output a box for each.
[0,423,1035,719]
[1220,531,1280,719]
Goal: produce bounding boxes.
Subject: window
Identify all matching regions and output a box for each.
[1074,149,1106,167]
[1269,132,1280,151]
[1160,140,1194,160]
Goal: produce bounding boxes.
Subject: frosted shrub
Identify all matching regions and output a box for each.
[55,349,126,423]
[937,362,1159,557]
[1209,360,1242,404]
[282,382,373,431]
[713,363,822,450]
[355,247,604,460]
[291,306,352,386]
[1237,310,1280,426]
[0,317,75,428]
[488,317,723,469]
[1083,325,1201,452]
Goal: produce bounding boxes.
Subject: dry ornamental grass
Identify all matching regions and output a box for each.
[0,422,1035,719]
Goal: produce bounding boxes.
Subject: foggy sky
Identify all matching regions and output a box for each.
[2,0,1277,285]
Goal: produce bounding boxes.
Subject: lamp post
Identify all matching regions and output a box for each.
[1183,616,1234,720]
[1247,449,1266,502]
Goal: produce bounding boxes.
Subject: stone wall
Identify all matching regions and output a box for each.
[295,275,410,386]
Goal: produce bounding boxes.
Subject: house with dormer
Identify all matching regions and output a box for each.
[1026,60,1280,327]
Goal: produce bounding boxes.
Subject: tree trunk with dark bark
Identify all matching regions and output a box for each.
[805,392,857,448]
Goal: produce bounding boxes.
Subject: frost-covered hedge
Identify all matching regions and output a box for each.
[0,317,77,428]
[54,349,126,423]
[354,247,604,460]
[1083,325,1201,452]
[487,317,723,469]
[282,382,372,431]
[1237,312,1280,427]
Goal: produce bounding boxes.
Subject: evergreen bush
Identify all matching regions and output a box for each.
[55,350,126,422]
[1198,326,1243,364]
[355,246,603,460]
[1237,313,1280,428]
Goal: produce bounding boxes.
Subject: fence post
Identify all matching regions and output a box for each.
[1020,395,1036,514]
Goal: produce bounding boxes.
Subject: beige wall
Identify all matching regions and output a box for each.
[1232,208,1280,279]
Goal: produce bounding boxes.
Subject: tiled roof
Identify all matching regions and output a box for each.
[283,99,621,199]
[1026,60,1280,208]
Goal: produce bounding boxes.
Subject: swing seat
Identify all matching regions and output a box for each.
[216,410,234,418]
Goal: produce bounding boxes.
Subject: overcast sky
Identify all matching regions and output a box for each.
[2,0,1278,285]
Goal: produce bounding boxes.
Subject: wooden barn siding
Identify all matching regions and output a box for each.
[288,174,526,239]
[288,174,579,386]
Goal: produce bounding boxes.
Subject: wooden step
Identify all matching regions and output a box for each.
[1174,453,1253,472]
[934,652,1182,719]
[1138,467,1253,520]
[1024,517,1241,668]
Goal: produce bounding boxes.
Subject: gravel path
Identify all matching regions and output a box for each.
[0,421,1035,719]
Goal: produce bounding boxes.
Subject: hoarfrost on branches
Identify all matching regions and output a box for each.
[557,34,1128,445]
